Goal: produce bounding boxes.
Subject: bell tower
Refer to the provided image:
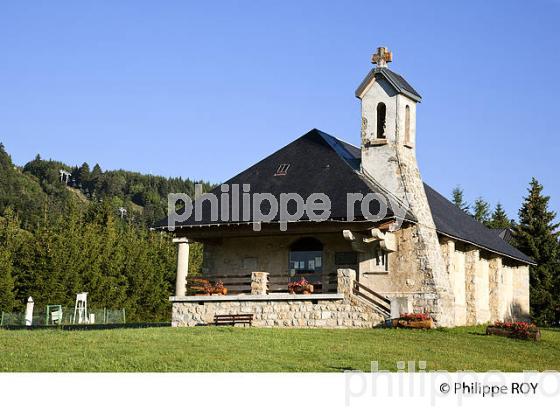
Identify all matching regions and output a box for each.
[356,46,420,205]
[356,47,455,326]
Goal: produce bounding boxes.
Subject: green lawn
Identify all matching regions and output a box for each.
[1,326,559,372]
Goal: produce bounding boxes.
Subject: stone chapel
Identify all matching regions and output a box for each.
[156,47,533,328]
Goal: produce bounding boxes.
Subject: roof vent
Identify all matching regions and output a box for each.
[274,163,290,176]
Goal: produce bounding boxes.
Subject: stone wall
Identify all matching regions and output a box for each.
[446,240,467,325]
[488,256,503,322]
[172,298,384,328]
[251,271,268,295]
[202,232,355,279]
[359,224,423,293]
[396,146,455,326]
[171,269,385,328]
[439,238,530,325]
[511,264,530,321]
[359,224,450,321]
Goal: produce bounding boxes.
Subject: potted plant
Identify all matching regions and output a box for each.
[392,313,433,329]
[212,280,228,296]
[288,278,314,294]
[486,321,541,341]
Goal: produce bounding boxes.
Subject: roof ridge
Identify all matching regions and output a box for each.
[314,130,361,171]
[355,67,422,102]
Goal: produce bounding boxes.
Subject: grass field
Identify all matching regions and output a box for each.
[1,326,559,372]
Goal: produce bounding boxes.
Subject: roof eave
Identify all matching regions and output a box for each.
[437,231,536,266]
[156,217,402,233]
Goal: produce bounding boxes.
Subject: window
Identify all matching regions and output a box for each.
[362,245,389,274]
[373,247,389,271]
[289,237,323,282]
[376,102,387,139]
[274,163,290,176]
[335,252,358,266]
[404,105,411,146]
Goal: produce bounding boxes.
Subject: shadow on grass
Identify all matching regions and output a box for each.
[468,331,488,336]
[328,366,360,372]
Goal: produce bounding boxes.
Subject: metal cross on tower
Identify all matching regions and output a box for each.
[371,46,392,68]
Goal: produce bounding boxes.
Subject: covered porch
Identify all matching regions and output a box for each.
[168,223,399,327]
[171,221,397,298]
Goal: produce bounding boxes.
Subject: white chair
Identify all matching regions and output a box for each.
[51,309,63,325]
[73,292,88,324]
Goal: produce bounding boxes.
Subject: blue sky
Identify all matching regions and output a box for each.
[1,0,559,220]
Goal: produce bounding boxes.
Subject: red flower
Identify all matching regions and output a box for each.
[493,321,537,338]
[400,313,431,321]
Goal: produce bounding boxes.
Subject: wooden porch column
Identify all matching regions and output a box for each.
[173,237,190,297]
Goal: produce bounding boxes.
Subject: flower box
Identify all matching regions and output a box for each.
[486,322,541,341]
[392,313,434,329]
[289,284,314,294]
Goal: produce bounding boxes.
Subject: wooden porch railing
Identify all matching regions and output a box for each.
[352,280,391,317]
[268,272,338,294]
[187,272,340,295]
[187,273,252,295]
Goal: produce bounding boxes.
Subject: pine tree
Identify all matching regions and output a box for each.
[452,186,470,213]
[513,178,560,325]
[88,164,103,196]
[0,249,16,313]
[75,162,90,188]
[473,197,491,225]
[0,209,19,312]
[487,203,511,229]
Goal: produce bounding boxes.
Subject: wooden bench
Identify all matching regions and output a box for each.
[214,314,253,326]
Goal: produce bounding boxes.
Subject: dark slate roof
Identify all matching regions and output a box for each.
[335,137,532,264]
[424,185,533,264]
[156,129,532,265]
[355,67,422,102]
[154,129,413,229]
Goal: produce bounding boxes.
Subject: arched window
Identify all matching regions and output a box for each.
[376,102,387,139]
[289,237,323,281]
[404,105,411,145]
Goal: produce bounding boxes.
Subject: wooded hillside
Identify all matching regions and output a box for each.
[0,143,207,321]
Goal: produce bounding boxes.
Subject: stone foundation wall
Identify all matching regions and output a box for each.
[171,269,385,328]
[172,298,384,328]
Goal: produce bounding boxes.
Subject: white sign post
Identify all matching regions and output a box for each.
[25,297,34,326]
